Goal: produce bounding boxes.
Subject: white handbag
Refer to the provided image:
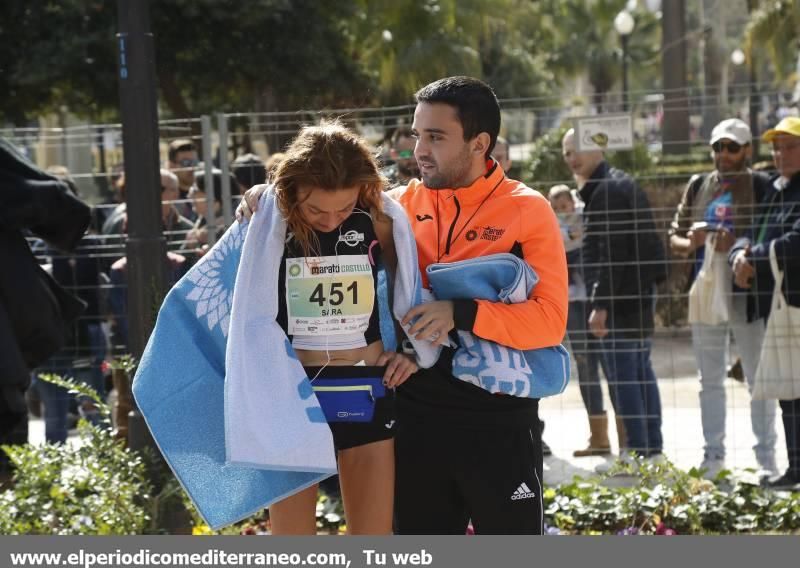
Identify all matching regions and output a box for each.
[687,234,730,326]
[752,240,800,401]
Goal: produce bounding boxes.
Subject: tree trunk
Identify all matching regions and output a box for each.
[662,0,690,155]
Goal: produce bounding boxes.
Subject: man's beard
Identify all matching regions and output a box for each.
[716,156,748,177]
[422,147,473,189]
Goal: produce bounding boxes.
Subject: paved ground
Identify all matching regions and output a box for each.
[540,330,788,485]
[27,329,789,486]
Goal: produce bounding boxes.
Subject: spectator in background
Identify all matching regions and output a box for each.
[384,126,419,187]
[231,153,267,194]
[102,169,195,260]
[562,128,667,465]
[188,169,240,254]
[167,139,199,220]
[669,118,776,478]
[548,184,615,458]
[31,167,109,442]
[731,116,800,490]
[108,252,188,353]
[0,138,90,482]
[493,136,513,176]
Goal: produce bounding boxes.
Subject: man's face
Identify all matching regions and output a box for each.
[772,133,800,180]
[711,138,750,175]
[392,135,420,182]
[412,102,475,189]
[562,132,603,180]
[170,149,198,188]
[160,172,179,220]
[493,142,512,172]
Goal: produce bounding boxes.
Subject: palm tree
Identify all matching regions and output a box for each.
[545,0,660,112]
[744,0,800,91]
[353,0,554,103]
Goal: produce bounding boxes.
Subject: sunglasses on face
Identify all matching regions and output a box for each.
[177,158,198,168]
[396,150,414,159]
[711,141,743,154]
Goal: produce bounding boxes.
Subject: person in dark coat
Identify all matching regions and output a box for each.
[0,137,90,478]
[562,128,668,463]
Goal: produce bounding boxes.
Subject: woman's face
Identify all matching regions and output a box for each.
[297,185,360,232]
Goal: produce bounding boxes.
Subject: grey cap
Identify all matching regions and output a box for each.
[710,118,752,146]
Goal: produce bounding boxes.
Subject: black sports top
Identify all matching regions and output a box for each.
[277,211,383,350]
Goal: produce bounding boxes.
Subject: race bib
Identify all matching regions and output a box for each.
[286,255,375,336]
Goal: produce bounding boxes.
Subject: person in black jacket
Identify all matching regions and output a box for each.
[0,138,90,480]
[730,116,800,490]
[562,128,667,462]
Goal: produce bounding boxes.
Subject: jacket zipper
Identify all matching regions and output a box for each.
[444,195,461,256]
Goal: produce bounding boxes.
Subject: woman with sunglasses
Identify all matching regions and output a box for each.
[669,118,776,478]
[237,122,418,534]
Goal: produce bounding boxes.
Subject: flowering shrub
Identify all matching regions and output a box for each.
[544,456,800,535]
[0,374,150,534]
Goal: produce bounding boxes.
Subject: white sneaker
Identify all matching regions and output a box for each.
[699,457,725,479]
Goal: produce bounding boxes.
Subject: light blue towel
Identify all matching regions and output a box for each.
[132,221,327,530]
[133,186,439,529]
[426,253,570,398]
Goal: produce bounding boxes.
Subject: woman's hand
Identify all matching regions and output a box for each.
[402,300,455,345]
[376,351,419,388]
[235,185,268,222]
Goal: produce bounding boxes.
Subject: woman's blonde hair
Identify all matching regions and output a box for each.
[273,121,387,256]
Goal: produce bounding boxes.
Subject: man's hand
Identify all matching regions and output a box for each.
[687,228,707,251]
[235,185,268,222]
[588,308,609,339]
[669,234,692,258]
[732,245,754,289]
[376,351,419,388]
[402,300,455,345]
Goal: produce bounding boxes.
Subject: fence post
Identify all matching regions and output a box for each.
[200,115,216,247]
[217,113,234,226]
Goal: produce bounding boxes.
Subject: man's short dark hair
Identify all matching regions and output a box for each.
[414,76,501,159]
[231,153,267,189]
[168,139,197,163]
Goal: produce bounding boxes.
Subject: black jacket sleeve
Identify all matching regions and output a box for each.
[0,137,90,251]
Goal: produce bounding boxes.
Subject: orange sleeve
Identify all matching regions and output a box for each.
[472,195,568,350]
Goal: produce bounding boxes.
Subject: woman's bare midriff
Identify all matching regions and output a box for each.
[295,339,385,367]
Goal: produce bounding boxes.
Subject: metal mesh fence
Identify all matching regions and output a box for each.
[11,87,800,480]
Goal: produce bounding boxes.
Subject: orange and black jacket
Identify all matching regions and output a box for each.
[390,160,568,350]
[389,161,568,426]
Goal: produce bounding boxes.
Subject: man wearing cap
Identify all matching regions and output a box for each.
[730,116,800,490]
[670,118,776,478]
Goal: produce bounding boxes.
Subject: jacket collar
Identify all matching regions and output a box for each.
[578,160,610,203]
